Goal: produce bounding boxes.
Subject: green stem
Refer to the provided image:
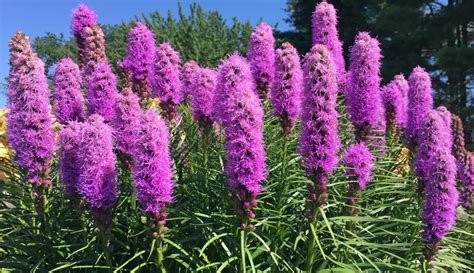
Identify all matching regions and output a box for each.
[279,134,289,206]
[240,229,247,273]
[306,207,320,273]
[156,238,167,273]
[101,227,113,270]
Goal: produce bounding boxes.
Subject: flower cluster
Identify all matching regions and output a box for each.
[152,42,181,121]
[271,42,303,133]
[346,32,385,149]
[189,67,217,129]
[87,62,118,123]
[54,57,85,124]
[214,53,266,225]
[71,4,97,47]
[300,45,339,210]
[382,74,408,135]
[181,60,199,101]
[121,22,155,99]
[405,66,433,150]
[7,32,54,185]
[312,1,345,78]
[113,88,142,155]
[58,122,82,197]
[247,22,275,99]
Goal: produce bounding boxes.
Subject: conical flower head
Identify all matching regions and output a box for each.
[181,60,199,101]
[347,32,385,146]
[406,66,433,149]
[77,114,118,209]
[152,42,181,104]
[271,42,303,131]
[300,44,340,179]
[113,88,142,154]
[214,53,266,197]
[422,149,458,244]
[415,109,452,187]
[312,1,345,78]
[342,143,374,190]
[7,32,54,184]
[189,67,217,128]
[58,121,82,196]
[54,57,85,124]
[87,62,118,123]
[122,22,155,97]
[71,3,97,45]
[451,114,467,162]
[133,110,174,215]
[247,22,275,99]
[382,74,408,130]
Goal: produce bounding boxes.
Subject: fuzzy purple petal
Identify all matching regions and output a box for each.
[189,67,217,126]
[87,62,118,123]
[343,143,374,189]
[152,42,181,104]
[113,88,142,154]
[71,3,97,45]
[382,74,408,130]
[58,122,82,195]
[181,60,199,101]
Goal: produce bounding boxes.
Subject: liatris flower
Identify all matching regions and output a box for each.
[152,42,181,121]
[405,66,433,150]
[247,22,275,99]
[58,122,82,198]
[342,143,374,216]
[121,22,155,99]
[87,62,118,123]
[382,74,409,136]
[7,32,54,186]
[422,149,458,264]
[300,45,339,212]
[189,67,217,129]
[415,109,452,193]
[214,53,266,227]
[181,60,199,101]
[78,114,118,229]
[71,3,97,47]
[452,114,467,163]
[435,106,452,145]
[346,32,385,149]
[459,152,473,210]
[271,42,303,133]
[312,1,345,78]
[53,57,85,124]
[133,110,174,237]
[72,4,107,84]
[113,88,142,155]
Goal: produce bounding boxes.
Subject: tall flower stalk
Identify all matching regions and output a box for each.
[312,1,345,80]
[132,110,174,271]
[181,60,199,102]
[7,32,54,217]
[422,149,458,270]
[87,62,118,123]
[382,74,408,140]
[346,32,385,151]
[53,57,85,124]
[152,42,181,122]
[405,66,433,150]
[121,22,155,100]
[452,115,472,209]
[214,54,266,272]
[58,122,82,204]
[247,22,275,99]
[300,45,339,273]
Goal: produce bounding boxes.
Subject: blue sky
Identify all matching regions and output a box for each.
[0,0,291,107]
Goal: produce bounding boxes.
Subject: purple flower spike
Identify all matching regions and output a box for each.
[87,62,118,123]
[214,53,266,198]
[122,22,155,99]
[382,74,409,134]
[7,32,54,185]
[58,122,82,196]
[247,22,275,99]
[422,149,458,257]
[406,66,433,150]
[152,42,181,121]
[132,110,174,216]
[71,3,97,47]
[271,42,303,133]
[312,1,345,78]
[189,67,217,129]
[452,115,467,163]
[54,57,85,124]
[113,88,142,155]
[415,109,452,192]
[346,32,385,149]
[343,143,374,190]
[300,45,339,208]
[78,114,118,210]
[459,152,473,210]
[181,60,199,101]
